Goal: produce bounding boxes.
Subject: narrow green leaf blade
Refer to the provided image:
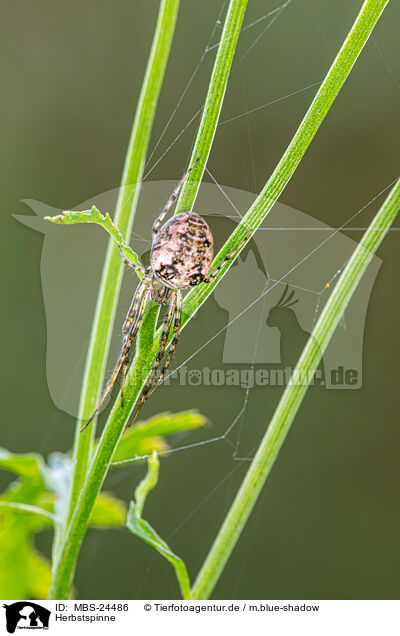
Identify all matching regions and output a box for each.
[126,452,191,598]
[127,502,191,600]
[134,451,159,517]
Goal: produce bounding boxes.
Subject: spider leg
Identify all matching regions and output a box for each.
[145,289,182,402]
[120,294,142,407]
[122,284,146,337]
[118,244,147,274]
[119,358,129,408]
[125,290,180,429]
[152,159,199,237]
[80,280,149,432]
[202,231,252,284]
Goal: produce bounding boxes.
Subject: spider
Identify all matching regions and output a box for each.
[81,161,249,432]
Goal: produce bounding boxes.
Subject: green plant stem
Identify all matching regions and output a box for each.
[0,502,56,522]
[49,0,180,596]
[192,177,400,599]
[175,0,249,214]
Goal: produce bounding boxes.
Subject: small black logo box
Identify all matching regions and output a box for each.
[3,602,50,634]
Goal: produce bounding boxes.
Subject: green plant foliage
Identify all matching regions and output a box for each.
[0,509,52,600]
[126,452,191,599]
[0,448,46,480]
[89,493,127,527]
[44,206,142,274]
[112,410,207,464]
[0,408,205,597]
[0,449,126,598]
[0,450,53,598]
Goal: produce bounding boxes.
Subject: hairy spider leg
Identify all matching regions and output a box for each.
[152,159,199,238]
[126,289,182,428]
[144,289,182,402]
[202,231,252,284]
[119,359,129,408]
[119,283,152,406]
[122,288,144,337]
[80,280,150,432]
[117,244,147,274]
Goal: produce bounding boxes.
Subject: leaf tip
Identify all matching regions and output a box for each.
[44,214,65,224]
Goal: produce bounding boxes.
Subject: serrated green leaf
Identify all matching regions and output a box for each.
[44,205,142,274]
[89,492,126,527]
[112,411,206,464]
[126,452,191,599]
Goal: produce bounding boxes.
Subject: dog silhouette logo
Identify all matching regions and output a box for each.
[2,602,50,633]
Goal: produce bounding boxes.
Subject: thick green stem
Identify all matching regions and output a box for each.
[49,0,180,597]
[192,177,400,599]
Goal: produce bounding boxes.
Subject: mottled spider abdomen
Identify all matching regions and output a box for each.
[150,212,214,288]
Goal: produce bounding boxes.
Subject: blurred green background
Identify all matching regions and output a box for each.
[1,0,400,599]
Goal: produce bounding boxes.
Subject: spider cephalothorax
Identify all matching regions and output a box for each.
[81,162,248,432]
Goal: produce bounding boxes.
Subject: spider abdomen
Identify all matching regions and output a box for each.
[150,212,214,288]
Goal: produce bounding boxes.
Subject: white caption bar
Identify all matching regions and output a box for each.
[1,599,398,636]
